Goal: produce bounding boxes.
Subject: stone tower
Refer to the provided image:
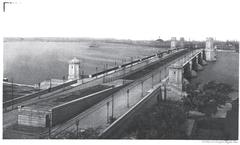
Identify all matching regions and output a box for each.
[68,57,81,80]
[171,37,177,49]
[205,37,216,61]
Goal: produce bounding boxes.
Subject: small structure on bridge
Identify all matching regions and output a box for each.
[171,37,177,49]
[68,57,81,80]
[205,37,217,61]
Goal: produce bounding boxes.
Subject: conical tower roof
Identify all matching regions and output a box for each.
[69,57,80,64]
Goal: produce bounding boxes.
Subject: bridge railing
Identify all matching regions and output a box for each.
[98,83,162,139]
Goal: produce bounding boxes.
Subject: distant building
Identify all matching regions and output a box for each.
[68,57,81,80]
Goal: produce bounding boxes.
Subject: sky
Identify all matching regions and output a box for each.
[1,0,240,41]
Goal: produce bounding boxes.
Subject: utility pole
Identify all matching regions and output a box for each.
[158,86,162,103]
[127,89,129,108]
[111,95,114,120]
[103,64,105,83]
[107,102,110,123]
[164,84,167,101]
[159,70,161,82]
[62,76,65,82]
[82,71,84,84]
[75,120,79,138]
[49,78,52,92]
[123,59,126,76]
[165,67,167,77]
[46,114,51,139]
[79,67,81,80]
[62,76,65,91]
[152,74,154,88]
[106,64,108,83]
[131,57,133,70]
[11,78,13,110]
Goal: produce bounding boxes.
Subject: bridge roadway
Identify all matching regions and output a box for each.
[47,49,192,138]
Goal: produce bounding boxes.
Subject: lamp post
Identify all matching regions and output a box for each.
[49,78,52,90]
[75,120,80,138]
[103,64,105,83]
[46,114,51,139]
[159,70,161,82]
[152,74,154,88]
[11,78,14,110]
[82,71,84,84]
[131,57,133,70]
[164,84,167,101]
[111,95,114,119]
[107,102,110,123]
[127,89,129,108]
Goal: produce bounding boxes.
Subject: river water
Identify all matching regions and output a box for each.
[4,41,159,85]
[192,51,239,90]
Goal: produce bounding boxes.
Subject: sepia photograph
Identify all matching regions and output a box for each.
[1,0,239,142]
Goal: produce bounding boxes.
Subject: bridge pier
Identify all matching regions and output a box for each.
[183,63,192,82]
[168,65,183,91]
[196,55,203,71]
[205,37,217,61]
[167,49,207,100]
[189,61,197,77]
[197,53,202,64]
[168,49,207,91]
[162,47,217,102]
[192,57,198,71]
[201,50,208,65]
[182,64,191,91]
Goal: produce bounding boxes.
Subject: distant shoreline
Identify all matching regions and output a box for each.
[217,49,237,53]
[3,37,156,43]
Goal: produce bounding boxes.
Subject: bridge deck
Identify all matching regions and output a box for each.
[123,49,189,80]
[170,49,202,68]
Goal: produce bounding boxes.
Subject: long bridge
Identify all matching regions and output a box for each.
[3,37,217,139]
